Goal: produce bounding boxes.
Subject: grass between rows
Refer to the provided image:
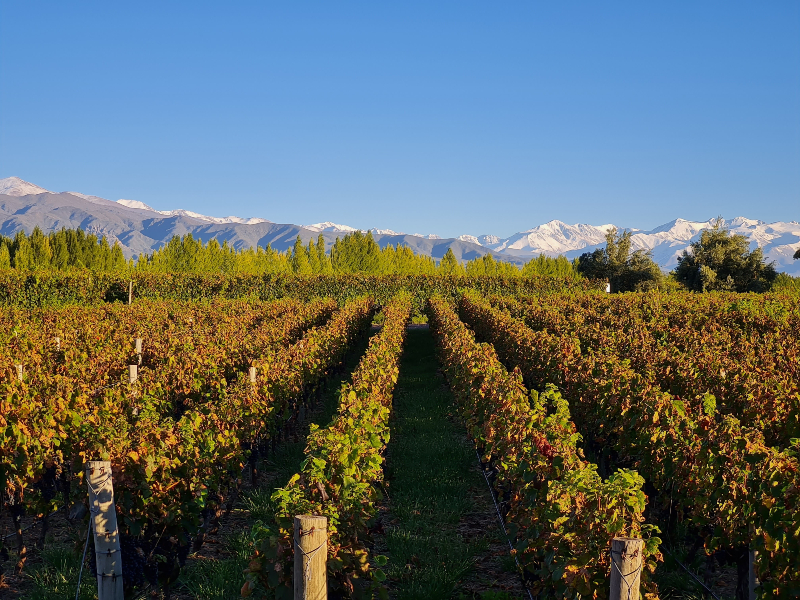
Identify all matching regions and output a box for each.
[378,328,521,600]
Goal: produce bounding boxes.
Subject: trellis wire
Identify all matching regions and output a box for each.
[475,447,535,600]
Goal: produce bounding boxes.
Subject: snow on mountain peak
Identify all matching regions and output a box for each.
[305,222,359,233]
[117,199,157,212]
[113,200,270,225]
[0,176,52,196]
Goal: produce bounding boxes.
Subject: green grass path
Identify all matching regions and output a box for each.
[379,328,522,600]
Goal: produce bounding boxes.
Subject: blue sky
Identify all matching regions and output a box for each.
[1,2,798,238]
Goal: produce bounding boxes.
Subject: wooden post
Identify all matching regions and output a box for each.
[129,364,138,384]
[135,338,142,364]
[249,366,257,383]
[294,515,327,600]
[128,281,133,305]
[54,336,61,351]
[610,537,643,600]
[86,461,124,600]
[15,364,23,381]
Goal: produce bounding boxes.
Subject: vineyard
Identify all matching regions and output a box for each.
[1,282,798,599]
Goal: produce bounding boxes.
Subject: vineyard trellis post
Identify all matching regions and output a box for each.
[749,549,758,600]
[15,363,23,381]
[135,338,142,364]
[86,461,124,600]
[128,364,138,384]
[610,537,642,600]
[249,366,257,383]
[294,514,327,600]
[128,280,133,305]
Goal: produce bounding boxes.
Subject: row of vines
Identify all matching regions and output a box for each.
[458,290,799,598]
[1,295,376,593]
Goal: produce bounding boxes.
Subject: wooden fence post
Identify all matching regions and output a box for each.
[249,366,257,383]
[610,537,642,600]
[294,514,327,600]
[15,364,23,381]
[128,281,133,305]
[86,461,124,600]
[129,364,138,384]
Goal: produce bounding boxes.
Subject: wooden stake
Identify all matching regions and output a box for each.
[294,515,327,600]
[54,336,61,351]
[135,338,142,364]
[129,364,138,384]
[15,364,23,381]
[249,366,257,383]
[12,508,26,574]
[610,537,642,600]
[86,461,124,600]
[128,281,133,305]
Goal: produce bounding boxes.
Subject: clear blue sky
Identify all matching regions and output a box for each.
[1,1,798,238]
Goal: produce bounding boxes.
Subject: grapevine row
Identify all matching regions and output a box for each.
[1,296,375,592]
[494,292,800,447]
[427,295,661,599]
[460,290,800,598]
[245,292,413,598]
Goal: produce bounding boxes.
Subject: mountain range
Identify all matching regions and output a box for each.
[1,177,798,275]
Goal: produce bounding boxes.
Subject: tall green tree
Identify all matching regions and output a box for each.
[576,227,663,292]
[316,234,331,273]
[12,231,34,270]
[330,231,381,273]
[794,248,800,260]
[291,235,312,274]
[306,238,321,273]
[50,231,70,269]
[29,226,52,268]
[673,219,776,292]
[522,254,579,278]
[0,243,10,270]
[438,248,463,275]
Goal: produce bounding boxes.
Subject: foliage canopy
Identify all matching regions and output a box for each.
[673,219,777,292]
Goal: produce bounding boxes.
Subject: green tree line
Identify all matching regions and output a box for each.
[0,227,581,278]
[0,227,129,271]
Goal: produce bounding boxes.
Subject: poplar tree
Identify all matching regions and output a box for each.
[12,231,34,270]
[307,238,321,273]
[316,234,331,273]
[291,235,312,274]
[438,248,463,275]
[30,226,52,268]
[0,243,10,269]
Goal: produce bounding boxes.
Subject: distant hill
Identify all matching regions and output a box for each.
[1,177,798,274]
[0,178,512,264]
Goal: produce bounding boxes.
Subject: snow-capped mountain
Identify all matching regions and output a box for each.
[305,222,409,237]
[458,217,799,275]
[0,176,52,196]
[0,178,270,225]
[305,222,360,233]
[115,198,270,225]
[1,177,798,275]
